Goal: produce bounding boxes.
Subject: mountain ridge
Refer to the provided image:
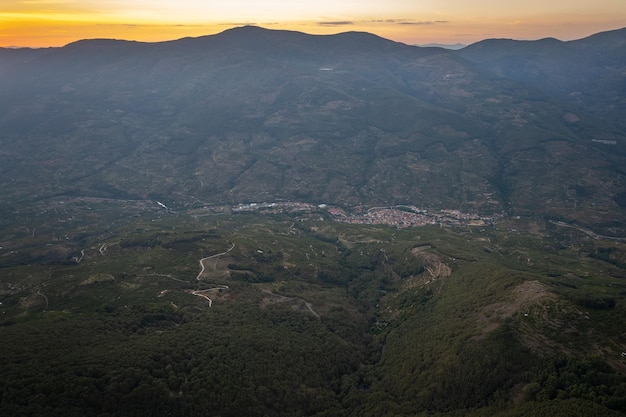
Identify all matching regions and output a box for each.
[2,25,626,417]
[1,25,625,231]
[457,27,626,129]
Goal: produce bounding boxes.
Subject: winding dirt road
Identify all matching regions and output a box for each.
[192,286,229,308]
[191,242,235,307]
[195,242,235,281]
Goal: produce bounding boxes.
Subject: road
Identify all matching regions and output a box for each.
[192,285,229,308]
[259,288,320,318]
[196,242,235,281]
[550,221,626,242]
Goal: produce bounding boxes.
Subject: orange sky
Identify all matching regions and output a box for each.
[1,1,625,47]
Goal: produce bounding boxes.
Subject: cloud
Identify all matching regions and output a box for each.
[317,21,353,26]
[368,19,449,25]
[397,20,449,25]
[218,22,258,26]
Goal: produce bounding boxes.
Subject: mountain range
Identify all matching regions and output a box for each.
[1,25,625,231]
[2,26,626,417]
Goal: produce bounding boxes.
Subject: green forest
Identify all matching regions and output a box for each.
[1,209,625,416]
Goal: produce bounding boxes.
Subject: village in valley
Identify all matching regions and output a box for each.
[197,201,499,228]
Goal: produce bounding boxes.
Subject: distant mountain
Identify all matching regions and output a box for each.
[456,27,626,129]
[419,43,466,50]
[1,26,625,230]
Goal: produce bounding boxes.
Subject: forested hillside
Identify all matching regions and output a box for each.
[1,26,625,229]
[1,26,625,416]
[1,205,625,416]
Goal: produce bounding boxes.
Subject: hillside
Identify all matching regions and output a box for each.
[1,26,625,231]
[1,26,626,417]
[1,205,626,416]
[456,27,626,129]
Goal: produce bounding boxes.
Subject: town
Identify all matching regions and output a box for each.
[203,201,499,228]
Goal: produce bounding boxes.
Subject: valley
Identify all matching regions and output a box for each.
[1,25,626,416]
[1,203,625,416]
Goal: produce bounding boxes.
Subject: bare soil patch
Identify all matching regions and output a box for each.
[474,280,556,337]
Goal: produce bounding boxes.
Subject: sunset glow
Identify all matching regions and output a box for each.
[1,0,625,47]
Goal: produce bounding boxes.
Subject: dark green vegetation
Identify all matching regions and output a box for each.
[1,203,625,416]
[1,26,626,416]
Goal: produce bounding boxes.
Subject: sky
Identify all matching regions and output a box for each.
[1,0,625,48]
